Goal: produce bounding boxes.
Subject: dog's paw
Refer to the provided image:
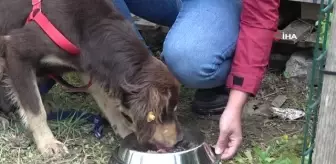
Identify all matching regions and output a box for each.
[37,138,69,156]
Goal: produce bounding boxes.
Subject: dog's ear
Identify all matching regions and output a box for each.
[119,78,144,94]
[146,87,162,122]
[133,85,167,143]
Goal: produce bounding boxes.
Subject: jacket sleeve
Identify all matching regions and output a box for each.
[226,0,280,96]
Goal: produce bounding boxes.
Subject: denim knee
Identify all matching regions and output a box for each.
[162,40,235,89]
[161,0,241,89]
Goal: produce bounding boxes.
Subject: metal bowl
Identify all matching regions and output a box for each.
[109,128,221,164]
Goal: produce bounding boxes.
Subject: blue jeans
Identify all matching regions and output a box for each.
[113,0,242,89]
[39,0,242,94]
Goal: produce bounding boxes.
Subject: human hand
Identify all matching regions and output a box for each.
[213,89,248,160]
[214,108,243,160]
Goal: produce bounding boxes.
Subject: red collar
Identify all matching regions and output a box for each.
[26,0,80,55]
[26,0,92,89]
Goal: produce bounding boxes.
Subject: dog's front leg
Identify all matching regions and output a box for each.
[81,75,133,138]
[90,83,134,138]
[6,51,68,156]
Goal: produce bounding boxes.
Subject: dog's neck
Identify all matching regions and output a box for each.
[74,2,174,93]
[79,12,153,92]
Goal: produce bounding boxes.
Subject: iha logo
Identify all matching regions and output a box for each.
[274,31,297,41]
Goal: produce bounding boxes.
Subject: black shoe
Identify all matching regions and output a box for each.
[191,85,229,116]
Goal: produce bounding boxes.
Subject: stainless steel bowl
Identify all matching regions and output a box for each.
[109,128,221,164]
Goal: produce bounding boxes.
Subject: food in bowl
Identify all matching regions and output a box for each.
[146,139,198,153]
[109,128,220,164]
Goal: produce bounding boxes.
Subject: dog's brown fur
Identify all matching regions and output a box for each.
[0,0,182,156]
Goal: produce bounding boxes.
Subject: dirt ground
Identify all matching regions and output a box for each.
[177,72,306,149]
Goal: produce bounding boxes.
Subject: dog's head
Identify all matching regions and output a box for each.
[79,15,183,148]
[121,57,183,150]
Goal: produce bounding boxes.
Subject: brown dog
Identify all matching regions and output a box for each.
[0,0,183,156]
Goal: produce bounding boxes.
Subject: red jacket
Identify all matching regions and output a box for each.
[226,0,280,96]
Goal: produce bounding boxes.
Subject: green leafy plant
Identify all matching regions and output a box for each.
[317,12,333,46]
[232,135,303,164]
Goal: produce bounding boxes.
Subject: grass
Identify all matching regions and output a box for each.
[0,72,307,164]
[229,134,304,164]
[0,73,119,163]
[0,120,116,163]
